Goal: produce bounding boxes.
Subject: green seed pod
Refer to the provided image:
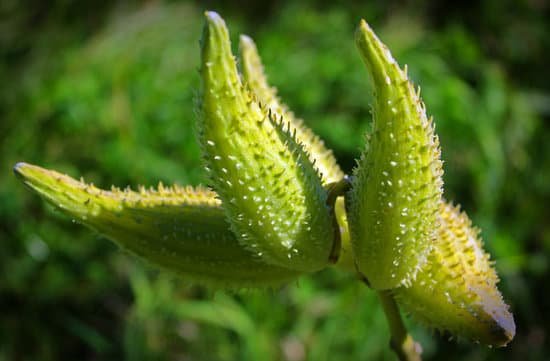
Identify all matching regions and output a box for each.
[14,162,301,288]
[348,20,444,289]
[239,34,344,185]
[238,34,354,271]
[198,12,334,272]
[394,202,515,346]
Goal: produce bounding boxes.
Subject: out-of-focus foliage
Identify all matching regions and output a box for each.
[1,1,549,360]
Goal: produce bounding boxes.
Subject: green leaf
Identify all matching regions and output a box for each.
[348,20,443,289]
[13,162,301,288]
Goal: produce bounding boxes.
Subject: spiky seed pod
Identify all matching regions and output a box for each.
[14,163,302,288]
[239,34,344,185]
[238,34,355,271]
[198,12,334,272]
[348,20,444,289]
[394,202,515,346]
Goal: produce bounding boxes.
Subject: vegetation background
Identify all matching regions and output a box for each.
[1,0,549,360]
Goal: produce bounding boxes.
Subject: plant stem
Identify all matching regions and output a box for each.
[325,176,352,264]
[377,290,422,361]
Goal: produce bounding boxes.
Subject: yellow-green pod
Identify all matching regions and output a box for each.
[14,162,301,289]
[348,20,444,289]
[394,202,515,346]
[198,12,334,272]
[239,34,344,185]
[238,34,354,271]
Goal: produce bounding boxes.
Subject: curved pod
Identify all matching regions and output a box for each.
[348,21,444,289]
[198,12,334,272]
[394,202,515,346]
[14,162,301,288]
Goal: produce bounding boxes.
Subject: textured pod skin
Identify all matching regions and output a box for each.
[348,20,444,289]
[14,163,301,288]
[198,12,334,272]
[238,35,354,271]
[239,35,344,185]
[394,202,515,346]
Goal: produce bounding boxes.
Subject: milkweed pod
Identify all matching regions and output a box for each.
[348,20,444,289]
[238,34,344,185]
[198,12,334,272]
[14,162,302,288]
[394,202,515,346]
[238,34,354,272]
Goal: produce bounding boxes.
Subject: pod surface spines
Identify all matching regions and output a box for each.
[238,33,357,271]
[394,201,515,346]
[14,162,302,289]
[14,12,515,347]
[239,33,344,185]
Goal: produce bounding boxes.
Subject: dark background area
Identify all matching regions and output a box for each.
[1,0,549,360]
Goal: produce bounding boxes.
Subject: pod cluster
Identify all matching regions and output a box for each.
[14,11,514,348]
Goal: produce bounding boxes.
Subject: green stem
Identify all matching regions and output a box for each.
[377,290,422,361]
[325,176,352,263]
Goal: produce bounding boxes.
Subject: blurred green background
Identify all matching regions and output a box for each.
[1,0,549,360]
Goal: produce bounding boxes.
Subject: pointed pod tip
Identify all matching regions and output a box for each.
[13,162,42,184]
[354,18,401,88]
[200,10,239,87]
[13,162,28,178]
[357,19,369,31]
[355,19,375,43]
[239,34,255,48]
[239,34,262,79]
[239,34,253,43]
[492,309,516,347]
[202,11,227,39]
[12,162,68,195]
[204,10,223,23]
